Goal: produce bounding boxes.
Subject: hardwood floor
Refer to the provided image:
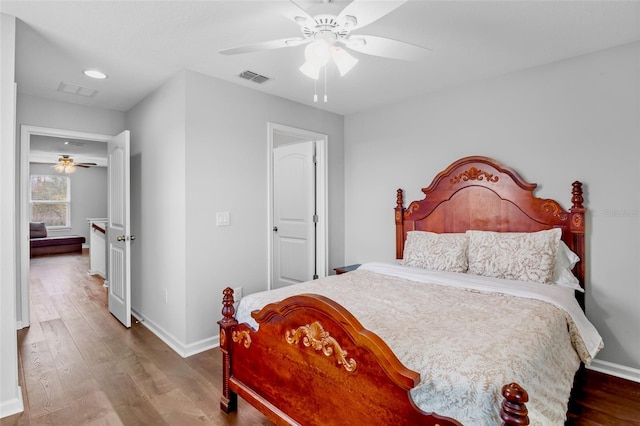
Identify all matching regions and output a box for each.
[2,252,639,425]
[2,252,273,426]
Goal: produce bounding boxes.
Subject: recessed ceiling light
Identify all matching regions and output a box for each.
[82,69,108,79]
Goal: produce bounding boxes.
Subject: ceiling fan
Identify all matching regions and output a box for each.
[219,0,430,79]
[53,155,96,173]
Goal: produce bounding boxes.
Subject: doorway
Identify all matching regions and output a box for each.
[267,123,328,290]
[18,125,112,328]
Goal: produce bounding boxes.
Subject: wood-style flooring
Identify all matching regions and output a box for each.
[2,252,273,426]
[2,252,639,425]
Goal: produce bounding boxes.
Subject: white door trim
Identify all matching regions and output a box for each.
[18,125,112,328]
[267,122,328,290]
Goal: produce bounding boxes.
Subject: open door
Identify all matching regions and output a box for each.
[107,130,132,327]
[272,140,316,289]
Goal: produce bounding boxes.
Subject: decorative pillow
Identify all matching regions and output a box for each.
[29,222,47,239]
[553,241,583,291]
[467,229,561,284]
[401,231,468,273]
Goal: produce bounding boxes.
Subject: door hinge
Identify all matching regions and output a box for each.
[313,214,319,223]
[313,155,318,164]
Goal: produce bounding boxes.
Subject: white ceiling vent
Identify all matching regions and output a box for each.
[57,82,98,97]
[238,70,270,84]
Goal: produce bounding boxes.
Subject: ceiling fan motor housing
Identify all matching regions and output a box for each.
[301,14,351,42]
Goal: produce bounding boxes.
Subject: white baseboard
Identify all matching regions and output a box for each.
[588,359,640,383]
[131,309,218,358]
[0,386,24,419]
[87,269,106,279]
[183,335,219,358]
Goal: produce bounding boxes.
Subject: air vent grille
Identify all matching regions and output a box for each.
[57,82,98,97]
[238,70,270,84]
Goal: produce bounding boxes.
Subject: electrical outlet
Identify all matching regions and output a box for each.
[216,211,230,226]
[164,289,168,304]
[233,286,243,301]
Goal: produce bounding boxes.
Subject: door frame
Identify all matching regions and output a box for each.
[18,125,112,328]
[267,122,328,290]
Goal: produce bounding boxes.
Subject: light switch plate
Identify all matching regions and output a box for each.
[216,211,230,226]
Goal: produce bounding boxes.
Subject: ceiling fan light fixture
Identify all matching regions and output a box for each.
[299,61,321,80]
[304,40,331,66]
[53,156,81,174]
[332,46,358,76]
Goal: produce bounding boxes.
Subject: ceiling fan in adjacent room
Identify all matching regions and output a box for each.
[219,0,430,84]
[53,155,96,174]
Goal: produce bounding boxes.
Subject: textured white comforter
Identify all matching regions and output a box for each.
[235,262,603,425]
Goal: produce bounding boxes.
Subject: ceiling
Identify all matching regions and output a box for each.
[29,135,108,167]
[2,0,639,119]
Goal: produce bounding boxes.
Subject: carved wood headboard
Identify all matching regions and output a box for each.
[394,156,586,307]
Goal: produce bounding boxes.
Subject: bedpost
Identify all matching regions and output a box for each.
[569,181,586,309]
[218,287,238,413]
[500,382,530,425]
[395,188,405,259]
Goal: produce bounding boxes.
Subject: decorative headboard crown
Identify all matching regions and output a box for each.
[394,156,585,306]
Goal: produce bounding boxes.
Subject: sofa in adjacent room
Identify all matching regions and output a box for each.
[30,222,86,257]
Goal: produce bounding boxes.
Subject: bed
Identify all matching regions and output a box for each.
[218,155,602,425]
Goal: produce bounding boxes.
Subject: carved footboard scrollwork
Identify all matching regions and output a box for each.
[285,321,357,372]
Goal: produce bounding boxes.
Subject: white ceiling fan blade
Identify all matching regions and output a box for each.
[346,35,431,61]
[219,38,309,55]
[337,0,408,31]
[283,1,315,27]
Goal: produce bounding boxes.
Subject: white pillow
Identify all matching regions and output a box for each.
[553,241,583,292]
[401,231,468,273]
[467,229,561,284]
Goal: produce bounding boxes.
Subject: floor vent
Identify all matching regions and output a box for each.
[57,82,98,97]
[238,70,270,84]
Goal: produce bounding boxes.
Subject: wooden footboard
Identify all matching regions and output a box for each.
[219,288,530,426]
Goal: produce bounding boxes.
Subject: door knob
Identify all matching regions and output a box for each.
[129,235,136,241]
[117,235,126,241]
[273,226,278,232]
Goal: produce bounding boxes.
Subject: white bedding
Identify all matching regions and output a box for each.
[235,262,603,425]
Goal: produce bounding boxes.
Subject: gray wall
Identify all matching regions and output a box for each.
[344,42,640,373]
[125,69,345,354]
[126,70,188,347]
[17,94,125,136]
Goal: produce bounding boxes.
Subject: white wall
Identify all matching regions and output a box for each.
[125,69,344,354]
[344,42,640,374]
[28,163,107,243]
[0,12,23,419]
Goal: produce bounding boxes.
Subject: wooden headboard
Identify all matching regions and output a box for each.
[394,156,586,306]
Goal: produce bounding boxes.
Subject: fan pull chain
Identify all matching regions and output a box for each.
[313,77,318,102]
[312,65,328,103]
[324,66,328,102]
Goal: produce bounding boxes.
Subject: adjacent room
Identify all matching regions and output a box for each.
[1,1,639,424]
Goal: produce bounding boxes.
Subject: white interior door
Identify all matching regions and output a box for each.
[273,141,316,289]
[107,130,131,327]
